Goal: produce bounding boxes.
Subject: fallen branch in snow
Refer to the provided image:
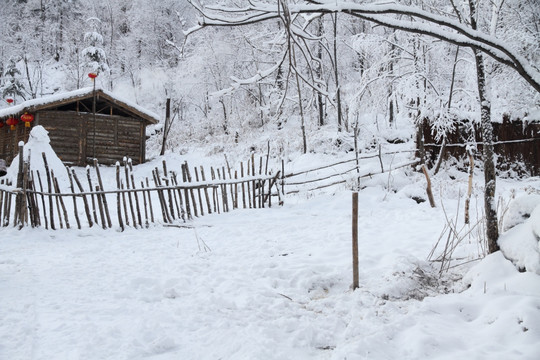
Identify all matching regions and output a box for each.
[278,293,294,301]
[164,224,213,229]
[193,227,211,252]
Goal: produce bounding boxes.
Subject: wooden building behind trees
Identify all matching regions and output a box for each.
[0,88,159,166]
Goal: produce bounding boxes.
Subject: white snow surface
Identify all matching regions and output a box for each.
[4,126,69,186]
[499,199,540,274]
[1,186,539,359]
[1,130,539,359]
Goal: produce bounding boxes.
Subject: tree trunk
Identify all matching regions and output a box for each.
[475,51,499,253]
[316,17,325,127]
[469,0,499,253]
[332,14,343,132]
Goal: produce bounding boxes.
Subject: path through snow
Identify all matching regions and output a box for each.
[1,183,539,359]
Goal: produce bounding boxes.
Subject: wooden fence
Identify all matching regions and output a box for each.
[280,149,418,194]
[0,145,280,230]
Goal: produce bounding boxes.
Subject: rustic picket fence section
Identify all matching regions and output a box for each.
[0,145,281,230]
[280,149,418,194]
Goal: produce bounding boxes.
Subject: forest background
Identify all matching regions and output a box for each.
[1,0,538,151]
[2,0,539,253]
[0,0,540,142]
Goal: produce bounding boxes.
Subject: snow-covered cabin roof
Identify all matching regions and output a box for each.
[0,87,159,124]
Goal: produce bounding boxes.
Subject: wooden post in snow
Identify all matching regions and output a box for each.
[160,98,171,156]
[421,164,436,208]
[14,142,25,228]
[464,150,474,224]
[352,192,359,290]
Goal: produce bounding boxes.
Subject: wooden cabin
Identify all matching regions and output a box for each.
[422,116,540,176]
[0,88,159,166]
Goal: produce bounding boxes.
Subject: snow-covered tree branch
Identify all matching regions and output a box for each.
[186,0,540,93]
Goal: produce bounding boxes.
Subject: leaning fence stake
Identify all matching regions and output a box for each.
[42,153,56,230]
[115,163,125,231]
[14,143,25,228]
[72,169,93,228]
[67,167,81,229]
[94,159,112,227]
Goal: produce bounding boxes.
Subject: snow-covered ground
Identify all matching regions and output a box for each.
[1,144,539,359]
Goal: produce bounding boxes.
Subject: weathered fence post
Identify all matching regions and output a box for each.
[14,143,25,228]
[72,169,93,228]
[94,159,112,228]
[124,158,137,227]
[421,164,436,208]
[115,163,125,231]
[42,152,56,230]
[131,166,143,226]
[67,167,81,229]
[36,170,49,229]
[352,192,359,290]
[199,166,212,215]
[145,178,155,223]
[184,162,198,217]
[86,166,98,225]
[162,160,176,220]
[281,159,285,195]
[52,170,70,229]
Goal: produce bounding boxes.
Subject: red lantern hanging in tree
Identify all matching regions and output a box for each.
[20,112,34,128]
[6,98,14,105]
[6,117,18,130]
[88,72,98,80]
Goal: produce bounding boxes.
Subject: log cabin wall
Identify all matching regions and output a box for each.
[422,119,540,176]
[84,113,145,165]
[0,122,30,163]
[0,110,147,166]
[37,111,86,165]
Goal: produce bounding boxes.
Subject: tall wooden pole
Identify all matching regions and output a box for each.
[92,78,96,159]
[352,192,359,290]
[160,98,171,156]
[14,143,25,228]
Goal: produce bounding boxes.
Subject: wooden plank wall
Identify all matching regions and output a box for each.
[0,110,147,166]
[423,119,540,176]
[39,111,85,164]
[0,123,30,164]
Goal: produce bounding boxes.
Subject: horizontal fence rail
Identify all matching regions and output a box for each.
[0,145,281,230]
[280,149,418,194]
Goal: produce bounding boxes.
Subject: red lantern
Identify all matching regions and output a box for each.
[20,112,34,128]
[6,117,18,130]
[0,121,4,129]
[6,98,13,105]
[88,72,98,80]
